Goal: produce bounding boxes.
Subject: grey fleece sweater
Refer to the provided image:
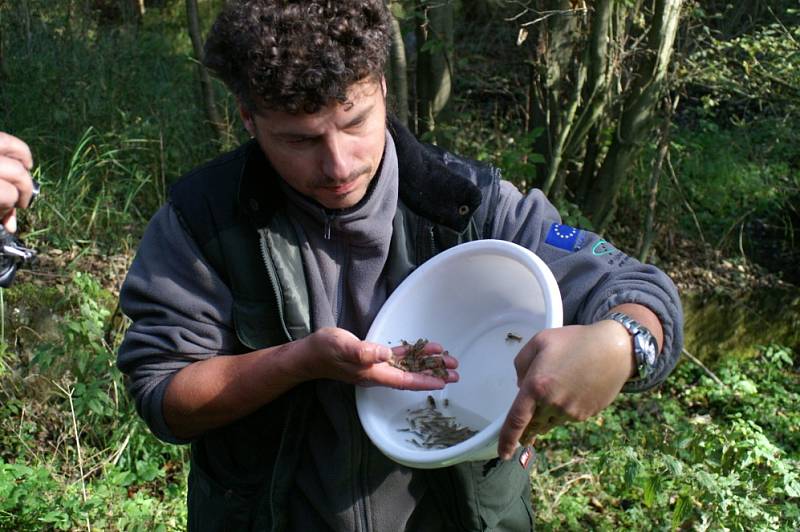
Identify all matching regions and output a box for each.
[117,130,683,530]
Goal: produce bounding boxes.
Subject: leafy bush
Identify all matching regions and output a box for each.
[0,272,187,530]
[667,121,799,249]
[531,345,800,531]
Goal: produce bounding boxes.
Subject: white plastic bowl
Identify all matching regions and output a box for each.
[356,239,563,469]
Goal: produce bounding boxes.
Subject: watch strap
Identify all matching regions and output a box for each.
[604,311,658,385]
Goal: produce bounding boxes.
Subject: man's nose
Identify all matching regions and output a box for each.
[321,136,352,181]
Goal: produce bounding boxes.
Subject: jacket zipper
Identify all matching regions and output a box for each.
[257,228,293,342]
[340,384,370,532]
[257,227,298,531]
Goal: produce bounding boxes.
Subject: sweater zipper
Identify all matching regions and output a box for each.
[323,211,349,325]
[324,211,335,240]
[429,225,437,257]
[325,211,366,529]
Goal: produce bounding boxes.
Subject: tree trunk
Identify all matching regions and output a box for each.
[0,10,6,82]
[186,0,226,143]
[583,0,683,230]
[387,7,409,127]
[563,0,613,158]
[637,97,674,262]
[415,0,454,141]
[131,0,145,21]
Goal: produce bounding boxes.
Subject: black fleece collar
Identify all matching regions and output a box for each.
[389,116,482,232]
[238,117,483,233]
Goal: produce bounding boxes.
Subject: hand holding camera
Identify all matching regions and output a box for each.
[0,132,39,287]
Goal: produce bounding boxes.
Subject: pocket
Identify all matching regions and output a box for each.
[472,454,534,531]
[187,460,257,532]
[427,449,535,532]
[232,298,288,351]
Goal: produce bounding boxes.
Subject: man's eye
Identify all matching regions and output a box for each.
[347,119,366,131]
[287,137,313,145]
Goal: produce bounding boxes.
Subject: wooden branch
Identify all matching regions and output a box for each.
[564,0,613,157]
[542,61,586,197]
[682,348,726,388]
[637,96,674,262]
[388,6,409,126]
[666,152,706,246]
[186,0,226,143]
[584,0,684,227]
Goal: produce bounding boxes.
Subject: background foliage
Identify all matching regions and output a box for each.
[0,0,798,530]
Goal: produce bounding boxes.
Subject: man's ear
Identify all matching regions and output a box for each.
[381,76,387,98]
[238,101,256,137]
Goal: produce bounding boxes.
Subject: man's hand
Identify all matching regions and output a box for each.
[164,328,459,439]
[0,132,36,233]
[497,320,634,460]
[300,327,459,390]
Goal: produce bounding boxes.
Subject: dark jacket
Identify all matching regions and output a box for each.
[118,119,683,531]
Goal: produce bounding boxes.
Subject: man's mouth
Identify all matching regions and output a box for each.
[323,179,359,195]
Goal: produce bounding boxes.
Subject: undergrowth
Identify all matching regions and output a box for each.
[1,272,797,529]
[0,273,187,530]
[531,344,800,531]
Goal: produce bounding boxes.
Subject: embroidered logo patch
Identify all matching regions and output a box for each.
[545,223,584,251]
[591,239,616,256]
[519,446,535,469]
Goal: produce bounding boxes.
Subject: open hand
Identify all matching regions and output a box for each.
[497,320,633,459]
[300,327,459,390]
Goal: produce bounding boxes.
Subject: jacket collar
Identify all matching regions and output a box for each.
[388,116,481,232]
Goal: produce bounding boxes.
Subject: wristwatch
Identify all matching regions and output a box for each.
[604,311,658,385]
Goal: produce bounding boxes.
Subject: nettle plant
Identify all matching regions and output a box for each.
[531,344,800,531]
[1,272,187,529]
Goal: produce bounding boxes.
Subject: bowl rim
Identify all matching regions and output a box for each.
[357,239,563,468]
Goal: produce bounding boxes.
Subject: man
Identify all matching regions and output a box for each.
[117,1,683,530]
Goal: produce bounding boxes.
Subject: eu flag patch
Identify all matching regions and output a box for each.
[545,222,583,251]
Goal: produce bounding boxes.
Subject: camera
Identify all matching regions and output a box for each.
[0,227,36,288]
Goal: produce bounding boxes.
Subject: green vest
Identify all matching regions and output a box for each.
[170,120,534,531]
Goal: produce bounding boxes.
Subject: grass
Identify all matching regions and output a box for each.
[2,0,243,252]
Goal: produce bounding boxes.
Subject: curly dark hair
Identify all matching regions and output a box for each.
[203,0,391,114]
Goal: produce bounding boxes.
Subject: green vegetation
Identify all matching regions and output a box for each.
[0,1,798,530]
[2,272,797,529]
[1,273,187,530]
[532,344,800,530]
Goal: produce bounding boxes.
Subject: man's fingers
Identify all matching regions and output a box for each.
[513,339,540,385]
[355,341,393,365]
[0,132,33,170]
[0,156,34,209]
[525,404,565,439]
[364,365,451,390]
[0,179,19,214]
[391,340,445,357]
[2,209,17,233]
[498,391,537,460]
[420,341,444,354]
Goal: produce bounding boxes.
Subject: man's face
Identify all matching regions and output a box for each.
[241,79,387,210]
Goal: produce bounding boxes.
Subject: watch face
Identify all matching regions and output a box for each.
[635,333,658,368]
